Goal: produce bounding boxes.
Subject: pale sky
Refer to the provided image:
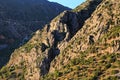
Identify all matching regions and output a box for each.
[48,0,85,9]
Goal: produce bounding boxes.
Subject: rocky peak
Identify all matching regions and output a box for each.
[45,0,103,48]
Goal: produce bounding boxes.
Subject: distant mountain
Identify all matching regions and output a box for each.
[0,0,70,38]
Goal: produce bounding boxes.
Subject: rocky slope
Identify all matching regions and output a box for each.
[46,0,120,79]
[0,0,120,80]
[0,0,70,68]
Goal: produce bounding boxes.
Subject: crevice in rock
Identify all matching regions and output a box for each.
[89,35,95,45]
[40,48,59,76]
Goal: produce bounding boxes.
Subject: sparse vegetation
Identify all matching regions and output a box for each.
[1,0,120,80]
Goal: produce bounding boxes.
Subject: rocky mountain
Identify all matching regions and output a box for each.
[0,0,120,80]
[0,0,70,68]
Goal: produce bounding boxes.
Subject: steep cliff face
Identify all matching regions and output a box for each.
[1,0,120,80]
[47,0,120,79]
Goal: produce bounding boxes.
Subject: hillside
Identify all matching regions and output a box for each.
[0,0,70,68]
[0,0,70,38]
[46,0,120,79]
[0,0,120,80]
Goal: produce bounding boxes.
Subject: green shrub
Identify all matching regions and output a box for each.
[75,66,81,71]
[105,63,111,69]
[106,76,118,80]
[90,70,102,80]
[111,70,119,74]
[54,70,62,78]
[70,58,80,66]
[9,66,15,72]
[23,43,35,52]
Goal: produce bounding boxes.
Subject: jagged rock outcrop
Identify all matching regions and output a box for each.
[37,0,103,77]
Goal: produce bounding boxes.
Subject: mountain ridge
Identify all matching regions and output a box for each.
[0,0,120,80]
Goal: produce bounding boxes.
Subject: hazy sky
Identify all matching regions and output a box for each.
[48,0,85,9]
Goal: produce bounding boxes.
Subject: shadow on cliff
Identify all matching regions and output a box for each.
[40,0,103,75]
